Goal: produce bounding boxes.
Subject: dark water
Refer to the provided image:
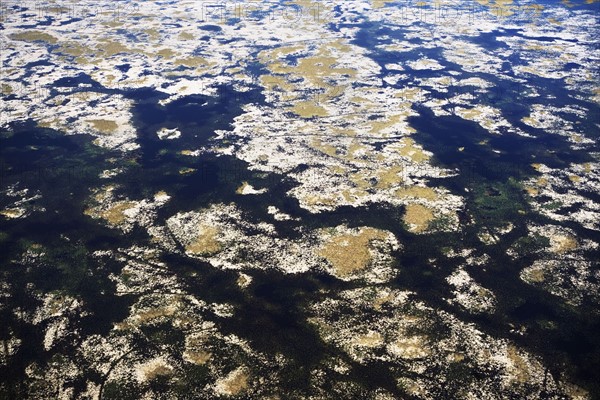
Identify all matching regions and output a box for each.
[342,12,600,396]
[1,95,599,398]
[2,2,600,398]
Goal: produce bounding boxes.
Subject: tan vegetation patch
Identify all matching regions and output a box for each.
[457,107,485,120]
[145,364,173,380]
[448,352,466,363]
[341,189,358,202]
[260,75,295,93]
[371,0,399,7]
[347,141,367,156]
[183,332,213,365]
[185,350,211,365]
[395,186,437,201]
[394,87,423,102]
[403,204,434,233]
[350,172,372,190]
[144,28,161,41]
[140,359,174,382]
[186,225,223,256]
[507,345,530,384]
[536,177,548,187]
[1,84,13,95]
[157,48,175,58]
[294,53,356,83]
[257,44,306,64]
[237,273,252,288]
[318,228,388,277]
[293,101,328,118]
[549,234,578,253]
[353,332,384,347]
[304,195,338,207]
[329,165,347,175]
[135,306,177,325]
[97,40,129,56]
[216,367,249,396]
[259,40,357,116]
[174,56,211,68]
[376,165,404,189]
[46,293,72,315]
[178,31,195,40]
[100,201,137,225]
[310,138,338,157]
[87,119,119,134]
[397,138,429,163]
[58,41,92,58]
[524,266,545,283]
[373,292,395,311]
[390,335,430,359]
[10,30,58,44]
[369,113,409,135]
[524,186,538,196]
[236,182,251,195]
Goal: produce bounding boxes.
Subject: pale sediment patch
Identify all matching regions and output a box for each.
[395,186,438,201]
[506,345,531,384]
[157,127,182,140]
[406,58,444,71]
[236,182,267,195]
[446,268,497,314]
[267,206,295,221]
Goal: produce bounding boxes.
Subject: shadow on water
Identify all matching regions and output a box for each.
[0,121,138,397]
[405,105,600,396]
